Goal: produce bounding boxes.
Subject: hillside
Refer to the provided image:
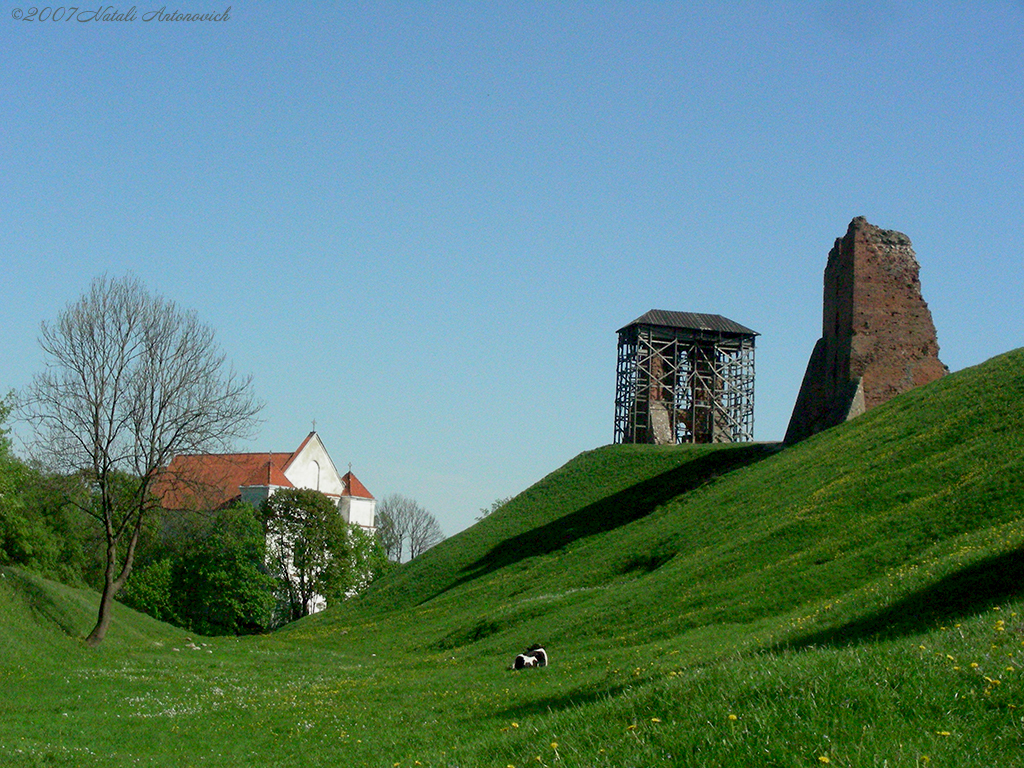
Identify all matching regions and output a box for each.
[319,347,1024,656]
[2,348,1024,767]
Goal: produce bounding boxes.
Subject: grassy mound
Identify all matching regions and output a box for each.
[0,567,185,667]
[328,348,1024,658]
[2,348,1023,766]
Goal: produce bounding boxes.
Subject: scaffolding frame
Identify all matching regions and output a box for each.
[614,316,756,445]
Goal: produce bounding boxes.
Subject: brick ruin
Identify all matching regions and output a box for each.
[785,217,947,443]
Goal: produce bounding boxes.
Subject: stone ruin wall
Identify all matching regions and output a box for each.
[785,217,947,443]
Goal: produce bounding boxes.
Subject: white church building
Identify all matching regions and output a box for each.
[158,432,377,616]
[159,431,376,531]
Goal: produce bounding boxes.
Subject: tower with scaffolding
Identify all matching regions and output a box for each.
[614,310,758,445]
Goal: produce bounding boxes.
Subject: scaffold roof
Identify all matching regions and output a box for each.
[618,309,758,337]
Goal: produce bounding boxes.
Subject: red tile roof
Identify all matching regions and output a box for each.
[156,451,295,511]
[241,458,294,489]
[342,471,374,500]
[155,432,375,510]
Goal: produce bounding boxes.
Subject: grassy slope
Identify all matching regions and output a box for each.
[0,567,185,666]
[334,347,1024,656]
[2,348,1024,767]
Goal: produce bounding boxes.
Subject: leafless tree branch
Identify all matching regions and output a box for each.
[21,274,263,645]
[375,493,444,562]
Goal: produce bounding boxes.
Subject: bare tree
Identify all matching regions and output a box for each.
[21,275,262,646]
[376,493,414,562]
[376,493,444,562]
[407,506,444,559]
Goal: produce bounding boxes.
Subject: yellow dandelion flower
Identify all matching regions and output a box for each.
[550,742,558,750]
[936,731,951,736]
[728,714,738,721]
[970,662,980,668]
[626,724,637,731]
[819,757,831,764]
[511,722,519,728]
[651,717,662,723]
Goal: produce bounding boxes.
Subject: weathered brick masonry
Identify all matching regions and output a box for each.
[785,217,946,443]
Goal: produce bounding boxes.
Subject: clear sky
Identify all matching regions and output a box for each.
[3,2,1022,536]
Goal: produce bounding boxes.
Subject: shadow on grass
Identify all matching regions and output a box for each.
[775,547,1024,651]
[448,444,778,596]
[3,567,81,637]
[491,680,635,720]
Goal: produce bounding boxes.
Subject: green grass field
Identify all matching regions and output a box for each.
[3,348,1023,766]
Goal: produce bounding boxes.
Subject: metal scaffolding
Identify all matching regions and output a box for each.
[614,310,757,445]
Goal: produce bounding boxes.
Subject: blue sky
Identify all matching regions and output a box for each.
[3,2,1022,535]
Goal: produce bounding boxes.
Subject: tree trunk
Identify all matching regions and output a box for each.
[85,539,120,647]
[85,576,117,647]
[84,516,141,647]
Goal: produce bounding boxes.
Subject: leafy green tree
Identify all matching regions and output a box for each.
[263,488,345,623]
[323,523,394,597]
[0,393,90,583]
[119,502,275,635]
[118,557,177,623]
[0,393,32,566]
[475,496,512,521]
[262,488,382,625]
[0,393,19,493]
[170,503,275,635]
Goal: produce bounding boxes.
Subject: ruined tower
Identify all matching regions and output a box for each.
[614,310,757,445]
[785,217,946,443]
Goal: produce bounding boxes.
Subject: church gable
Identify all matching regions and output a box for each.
[282,432,346,498]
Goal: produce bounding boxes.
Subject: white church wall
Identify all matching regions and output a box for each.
[339,496,376,530]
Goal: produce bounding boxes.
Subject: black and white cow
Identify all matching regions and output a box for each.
[511,644,548,670]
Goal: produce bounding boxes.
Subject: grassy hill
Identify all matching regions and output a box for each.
[2,348,1023,766]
